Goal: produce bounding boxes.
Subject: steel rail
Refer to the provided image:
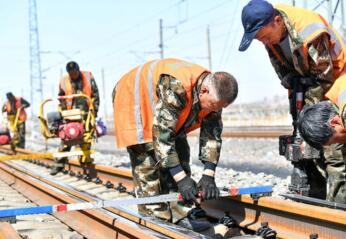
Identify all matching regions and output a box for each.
[0,146,133,189]
[105,126,293,138]
[0,155,206,239]
[1,147,346,239]
[0,162,161,239]
[203,195,346,239]
[0,222,21,239]
[183,126,292,138]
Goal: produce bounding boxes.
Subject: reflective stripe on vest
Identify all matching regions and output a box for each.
[299,22,343,61]
[325,74,346,123]
[338,89,346,106]
[134,64,144,144]
[133,60,160,144]
[147,60,159,112]
[326,74,346,111]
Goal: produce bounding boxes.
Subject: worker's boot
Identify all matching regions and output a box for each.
[208,215,240,239]
[50,158,66,176]
[177,207,211,232]
[50,165,64,175]
[80,158,95,176]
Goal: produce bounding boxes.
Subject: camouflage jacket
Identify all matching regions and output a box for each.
[152,74,223,168]
[59,74,100,116]
[266,9,334,106]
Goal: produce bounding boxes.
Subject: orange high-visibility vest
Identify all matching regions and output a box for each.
[6,97,27,122]
[271,4,346,79]
[59,71,92,110]
[326,74,346,116]
[113,58,210,148]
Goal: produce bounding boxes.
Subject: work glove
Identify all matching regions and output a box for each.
[176,176,198,202]
[197,175,220,200]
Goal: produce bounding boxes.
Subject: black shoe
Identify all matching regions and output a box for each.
[177,208,211,232]
[50,166,63,175]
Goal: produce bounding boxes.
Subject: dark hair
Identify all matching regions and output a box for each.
[298,101,337,149]
[273,9,281,17]
[6,92,14,99]
[66,61,80,72]
[212,72,238,105]
[267,9,281,26]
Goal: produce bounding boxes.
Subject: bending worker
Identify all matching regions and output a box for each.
[2,92,30,148]
[238,0,346,203]
[50,61,100,175]
[113,58,238,228]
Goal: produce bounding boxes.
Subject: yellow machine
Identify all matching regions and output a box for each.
[38,94,96,162]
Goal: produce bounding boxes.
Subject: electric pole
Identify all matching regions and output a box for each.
[101,68,108,120]
[311,0,346,37]
[328,0,333,23]
[28,0,43,116]
[303,0,307,8]
[159,19,164,59]
[341,0,346,36]
[206,25,212,71]
[60,68,63,78]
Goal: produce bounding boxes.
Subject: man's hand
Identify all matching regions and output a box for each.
[197,175,220,200]
[176,176,198,202]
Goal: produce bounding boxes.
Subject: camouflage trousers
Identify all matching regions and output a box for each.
[15,122,26,149]
[54,141,93,168]
[323,144,346,203]
[306,143,346,203]
[127,136,193,223]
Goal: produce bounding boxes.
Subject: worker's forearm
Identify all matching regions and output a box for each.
[20,99,30,108]
[153,121,181,169]
[198,111,222,165]
[308,34,334,84]
[304,83,332,106]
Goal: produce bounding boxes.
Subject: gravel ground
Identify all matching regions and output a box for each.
[28,134,292,197]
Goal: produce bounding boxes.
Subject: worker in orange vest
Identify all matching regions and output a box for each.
[238,0,346,203]
[299,80,346,149]
[113,58,238,233]
[50,61,100,175]
[2,92,30,148]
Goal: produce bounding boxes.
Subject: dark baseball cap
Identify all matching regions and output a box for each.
[66,61,80,72]
[239,0,275,52]
[6,92,14,99]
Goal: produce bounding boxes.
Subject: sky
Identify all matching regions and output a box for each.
[1,0,345,117]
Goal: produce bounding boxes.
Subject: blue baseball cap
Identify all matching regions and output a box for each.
[239,0,275,52]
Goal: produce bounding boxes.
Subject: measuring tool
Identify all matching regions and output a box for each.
[0,185,272,218]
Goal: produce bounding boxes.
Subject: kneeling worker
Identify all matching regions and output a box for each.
[113,58,238,230]
[298,78,346,203]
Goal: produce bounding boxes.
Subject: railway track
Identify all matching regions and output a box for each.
[0,146,345,239]
[0,178,82,239]
[108,126,294,138]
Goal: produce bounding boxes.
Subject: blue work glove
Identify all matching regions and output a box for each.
[197,175,220,200]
